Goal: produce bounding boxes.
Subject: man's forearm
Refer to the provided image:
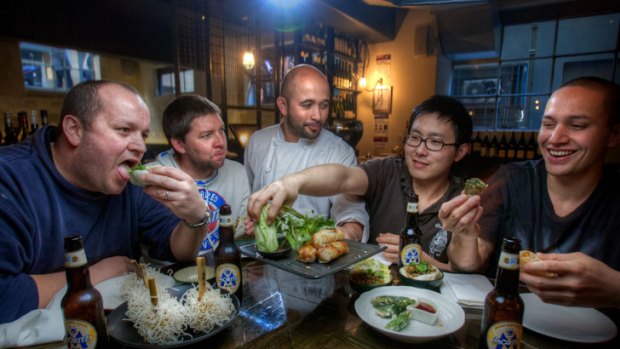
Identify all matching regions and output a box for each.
[170,223,208,261]
[288,164,367,197]
[448,235,488,273]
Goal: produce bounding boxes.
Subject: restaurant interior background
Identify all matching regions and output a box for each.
[1,0,619,178]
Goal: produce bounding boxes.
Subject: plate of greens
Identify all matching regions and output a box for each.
[354,286,464,343]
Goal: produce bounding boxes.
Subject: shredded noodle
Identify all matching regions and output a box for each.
[182,287,235,333]
[121,267,235,344]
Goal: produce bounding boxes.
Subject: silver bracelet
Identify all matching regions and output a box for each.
[183,210,210,229]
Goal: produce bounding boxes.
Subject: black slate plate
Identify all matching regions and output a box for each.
[239,239,386,279]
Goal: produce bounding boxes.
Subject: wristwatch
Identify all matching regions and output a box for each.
[183,209,210,229]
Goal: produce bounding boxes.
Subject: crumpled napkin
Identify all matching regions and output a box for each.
[0,299,64,347]
[0,275,129,347]
[440,272,493,309]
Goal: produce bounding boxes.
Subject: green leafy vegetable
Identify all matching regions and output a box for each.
[255,205,279,252]
[255,204,335,252]
[385,311,412,332]
[350,258,392,285]
[278,205,334,250]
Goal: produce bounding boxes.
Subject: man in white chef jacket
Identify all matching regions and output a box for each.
[244,64,369,242]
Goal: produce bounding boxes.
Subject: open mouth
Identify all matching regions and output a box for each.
[548,149,576,157]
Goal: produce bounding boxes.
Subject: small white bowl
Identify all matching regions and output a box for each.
[407,298,438,325]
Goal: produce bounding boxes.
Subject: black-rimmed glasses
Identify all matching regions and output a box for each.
[405,135,456,151]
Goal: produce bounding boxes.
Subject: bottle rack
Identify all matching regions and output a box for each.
[291,22,361,122]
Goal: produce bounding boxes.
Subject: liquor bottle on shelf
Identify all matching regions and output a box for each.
[488,133,498,158]
[516,132,526,160]
[480,132,490,158]
[479,237,524,349]
[497,132,507,159]
[3,112,17,146]
[16,111,29,142]
[29,110,39,135]
[472,132,482,156]
[40,109,49,126]
[507,132,517,159]
[526,132,538,160]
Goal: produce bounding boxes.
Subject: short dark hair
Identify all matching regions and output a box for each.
[407,95,472,146]
[279,64,328,100]
[162,95,222,144]
[59,80,140,130]
[560,76,620,126]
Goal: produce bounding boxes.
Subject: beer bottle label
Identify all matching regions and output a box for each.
[498,251,519,270]
[485,321,522,349]
[65,319,98,348]
[65,249,87,268]
[400,243,422,266]
[216,263,241,294]
[406,202,418,213]
[219,215,233,227]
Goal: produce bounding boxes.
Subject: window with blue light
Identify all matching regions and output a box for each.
[19,42,99,92]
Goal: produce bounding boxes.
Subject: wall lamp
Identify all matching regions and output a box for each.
[360,77,384,92]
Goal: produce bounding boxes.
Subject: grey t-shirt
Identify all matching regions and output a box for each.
[360,156,464,263]
[480,160,620,276]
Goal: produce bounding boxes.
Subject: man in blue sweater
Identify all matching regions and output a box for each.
[0,80,209,323]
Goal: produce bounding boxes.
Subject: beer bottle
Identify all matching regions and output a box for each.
[61,235,109,349]
[479,237,524,349]
[398,194,423,270]
[214,204,243,302]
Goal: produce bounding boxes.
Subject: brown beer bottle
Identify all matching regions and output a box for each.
[479,237,524,349]
[61,235,109,349]
[398,194,423,270]
[214,204,243,303]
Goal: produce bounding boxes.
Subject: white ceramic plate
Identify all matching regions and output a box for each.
[354,286,465,343]
[173,266,215,284]
[522,293,617,343]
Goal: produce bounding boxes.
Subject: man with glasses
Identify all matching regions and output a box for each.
[247,95,472,268]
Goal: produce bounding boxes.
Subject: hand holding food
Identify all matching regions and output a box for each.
[519,250,557,277]
[463,177,487,196]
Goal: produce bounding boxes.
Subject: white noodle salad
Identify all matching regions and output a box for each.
[125,288,189,344]
[182,287,236,333]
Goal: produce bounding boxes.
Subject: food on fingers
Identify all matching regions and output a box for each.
[128,163,161,187]
[519,250,558,277]
[317,240,349,263]
[463,177,488,196]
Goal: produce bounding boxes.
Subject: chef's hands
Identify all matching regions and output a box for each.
[141,166,205,224]
[247,179,300,225]
[521,252,620,308]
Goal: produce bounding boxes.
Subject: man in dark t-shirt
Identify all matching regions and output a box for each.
[440,77,620,315]
[247,95,473,270]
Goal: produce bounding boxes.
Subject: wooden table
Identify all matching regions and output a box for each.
[24,259,617,349]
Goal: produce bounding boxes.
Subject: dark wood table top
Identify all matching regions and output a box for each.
[25,259,618,349]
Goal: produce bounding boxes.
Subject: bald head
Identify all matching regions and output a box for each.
[280,64,329,100]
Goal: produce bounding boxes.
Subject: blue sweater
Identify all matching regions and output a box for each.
[0,126,180,323]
